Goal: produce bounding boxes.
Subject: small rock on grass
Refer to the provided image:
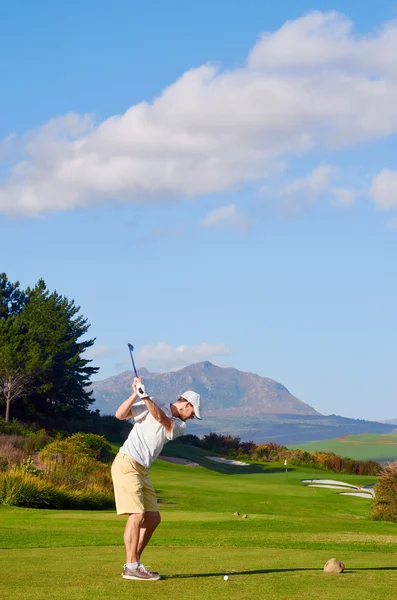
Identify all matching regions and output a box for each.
[233,512,240,516]
[324,558,345,573]
[242,514,248,519]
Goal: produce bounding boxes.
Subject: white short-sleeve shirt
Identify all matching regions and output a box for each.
[119,400,186,468]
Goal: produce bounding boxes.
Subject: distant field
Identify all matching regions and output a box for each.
[289,433,397,462]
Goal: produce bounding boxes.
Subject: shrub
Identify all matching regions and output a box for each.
[372,461,397,522]
[358,460,381,476]
[40,432,111,463]
[0,468,114,510]
[62,484,114,510]
[175,434,203,447]
[1,430,115,509]
[0,431,52,469]
[0,468,66,508]
[44,455,113,491]
[39,432,113,494]
[67,432,112,461]
[0,417,33,437]
[20,456,42,476]
[24,429,50,453]
[0,435,30,467]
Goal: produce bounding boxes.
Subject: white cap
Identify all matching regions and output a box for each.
[181,390,202,419]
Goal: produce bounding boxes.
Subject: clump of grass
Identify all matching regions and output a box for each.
[0,468,66,508]
[0,467,114,510]
[44,454,113,491]
[0,435,30,468]
[372,461,397,522]
[0,430,51,469]
[24,429,50,453]
[62,484,114,510]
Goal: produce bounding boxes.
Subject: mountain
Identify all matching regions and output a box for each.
[89,361,320,418]
[89,362,396,444]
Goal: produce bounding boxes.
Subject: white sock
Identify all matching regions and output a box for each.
[126,562,140,569]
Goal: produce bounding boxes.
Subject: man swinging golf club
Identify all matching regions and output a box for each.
[111,374,202,581]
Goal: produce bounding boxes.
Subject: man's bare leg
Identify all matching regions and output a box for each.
[137,511,161,561]
[124,513,144,563]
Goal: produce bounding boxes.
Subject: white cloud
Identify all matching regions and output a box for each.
[202,204,251,230]
[87,344,112,359]
[248,11,397,73]
[280,164,335,197]
[277,164,336,212]
[331,187,356,207]
[370,169,397,209]
[135,342,231,371]
[2,12,397,216]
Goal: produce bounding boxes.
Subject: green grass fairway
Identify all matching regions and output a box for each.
[1,454,397,600]
[289,433,397,462]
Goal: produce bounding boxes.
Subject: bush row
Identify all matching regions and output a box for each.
[176,433,382,476]
[0,468,114,510]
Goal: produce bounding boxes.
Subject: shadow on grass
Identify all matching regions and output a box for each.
[160,458,295,475]
[197,463,295,475]
[165,566,397,579]
[155,489,177,505]
[196,463,266,475]
[353,567,397,572]
[165,568,320,579]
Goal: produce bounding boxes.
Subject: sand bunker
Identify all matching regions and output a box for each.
[159,456,200,467]
[206,457,249,466]
[301,478,374,498]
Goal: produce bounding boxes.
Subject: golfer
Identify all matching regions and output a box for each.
[111,376,202,581]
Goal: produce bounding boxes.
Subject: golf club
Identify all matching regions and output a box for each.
[127,343,138,378]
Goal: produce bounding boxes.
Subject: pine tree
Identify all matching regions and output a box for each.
[0,272,26,320]
[0,275,98,422]
[19,280,99,418]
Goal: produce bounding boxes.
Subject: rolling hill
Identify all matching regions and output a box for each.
[289,433,397,463]
[90,361,319,417]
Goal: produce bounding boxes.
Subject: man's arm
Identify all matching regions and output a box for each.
[142,396,174,433]
[115,377,141,420]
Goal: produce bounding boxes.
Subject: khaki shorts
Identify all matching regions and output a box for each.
[111,452,159,515]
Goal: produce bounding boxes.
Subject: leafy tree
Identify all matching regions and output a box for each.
[0,314,40,421]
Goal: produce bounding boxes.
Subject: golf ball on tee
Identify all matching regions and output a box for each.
[224,575,229,581]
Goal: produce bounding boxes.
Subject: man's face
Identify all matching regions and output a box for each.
[178,401,196,421]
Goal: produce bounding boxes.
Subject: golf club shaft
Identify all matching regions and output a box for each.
[127,343,138,377]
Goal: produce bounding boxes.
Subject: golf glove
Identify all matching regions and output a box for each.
[136,382,148,398]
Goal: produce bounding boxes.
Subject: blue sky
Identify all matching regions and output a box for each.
[1,1,397,421]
